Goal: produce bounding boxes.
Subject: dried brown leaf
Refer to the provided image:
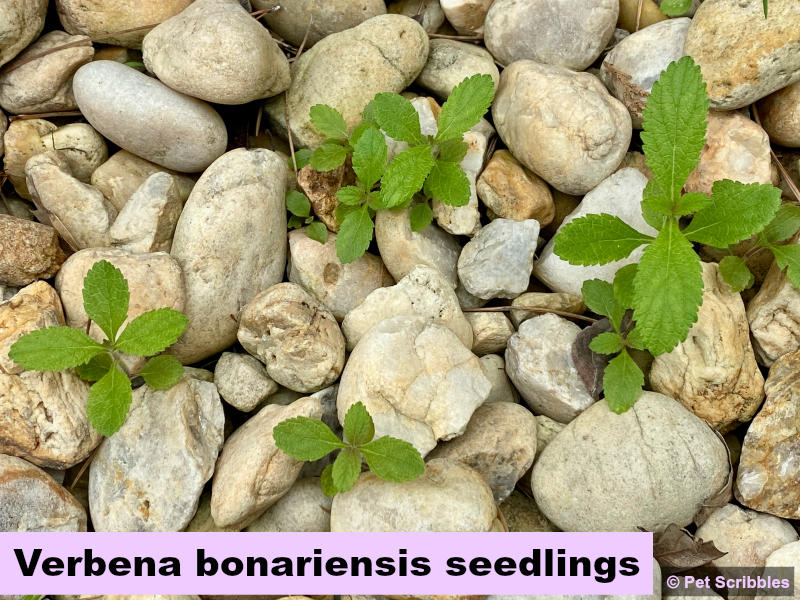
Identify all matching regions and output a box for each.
[654,523,727,571]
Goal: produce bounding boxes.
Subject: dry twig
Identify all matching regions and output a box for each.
[752,103,800,203]
[462,306,598,323]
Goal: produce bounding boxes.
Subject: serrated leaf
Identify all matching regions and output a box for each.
[424,159,471,207]
[113,308,188,357]
[589,331,625,355]
[582,279,625,332]
[86,363,132,437]
[553,213,654,266]
[367,190,390,211]
[332,447,362,493]
[310,142,348,172]
[641,179,668,230]
[372,93,424,145]
[380,145,434,208]
[349,122,374,147]
[675,193,711,216]
[293,149,312,170]
[309,104,348,139]
[336,204,374,264]
[718,255,754,292]
[138,355,184,390]
[321,463,338,497]
[762,204,800,244]
[273,416,347,461]
[770,244,800,290]
[641,56,709,204]
[76,352,113,382]
[410,202,434,232]
[625,326,646,351]
[336,186,366,206]
[437,139,469,163]
[362,100,375,124]
[286,190,311,217]
[83,259,129,342]
[603,348,644,414]
[613,264,638,310]
[352,126,387,189]
[633,219,703,356]
[306,221,328,244]
[683,180,782,247]
[335,202,360,224]
[659,0,692,15]
[9,327,106,372]
[20,595,45,600]
[343,401,374,446]
[436,74,495,142]
[359,436,425,482]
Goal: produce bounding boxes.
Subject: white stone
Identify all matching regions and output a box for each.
[415,39,499,100]
[439,0,494,36]
[245,478,331,532]
[214,352,279,412]
[481,354,520,404]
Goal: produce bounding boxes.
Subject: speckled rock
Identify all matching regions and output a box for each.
[245,478,332,532]
[331,458,496,531]
[500,490,560,532]
[683,0,800,110]
[73,61,227,172]
[465,313,514,356]
[532,392,731,532]
[214,353,278,413]
[0,453,86,532]
[509,292,587,328]
[477,150,554,226]
[169,148,286,365]
[484,0,618,70]
[481,354,520,404]
[142,0,290,104]
[0,215,63,287]
[736,348,800,519]
[211,396,323,530]
[493,61,632,195]
[337,315,490,456]
[264,14,429,150]
[415,40,499,101]
[758,82,800,148]
[342,265,472,352]
[0,0,47,68]
[89,377,225,532]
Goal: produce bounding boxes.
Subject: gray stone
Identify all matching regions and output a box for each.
[534,415,565,461]
[169,148,286,365]
[532,391,731,532]
[493,61,631,195]
[388,0,444,34]
[245,478,332,532]
[458,218,539,300]
[500,490,560,533]
[465,313,514,356]
[73,61,227,172]
[0,0,47,68]
[415,39,500,102]
[89,377,225,532]
[481,354,520,404]
[214,353,278,413]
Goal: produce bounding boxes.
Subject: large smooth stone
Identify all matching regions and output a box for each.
[0,0,47,68]
[73,61,227,172]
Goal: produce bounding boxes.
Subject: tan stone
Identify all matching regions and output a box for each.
[500,490,560,532]
[0,215,64,287]
[3,119,57,198]
[440,0,493,35]
[0,0,48,68]
[758,81,800,148]
[617,0,668,35]
[478,150,554,226]
[509,292,586,328]
[464,312,513,356]
[296,160,357,232]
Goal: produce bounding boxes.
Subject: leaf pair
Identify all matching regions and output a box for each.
[8,260,188,437]
[273,401,424,496]
[286,190,328,243]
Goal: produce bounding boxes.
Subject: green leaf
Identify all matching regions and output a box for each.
[82,259,129,342]
[76,352,113,382]
[582,279,625,332]
[641,56,709,205]
[310,142,348,172]
[770,244,800,290]
[352,126,388,190]
[683,180,782,247]
[553,214,654,266]
[367,190,390,211]
[288,214,304,229]
[658,0,692,16]
[138,355,184,390]
[372,93,424,145]
[718,255,754,292]
[633,219,703,356]
[349,122,375,147]
[306,221,328,244]
[436,74,495,142]
[273,416,347,461]
[761,204,800,244]
[625,327,646,351]
[335,202,360,223]
[336,186,366,206]
[361,100,375,125]
[86,363,133,437]
[674,193,711,216]
[410,202,434,232]
[294,149,312,170]
[343,401,374,446]
[763,0,768,17]
[613,264,638,310]
[603,349,644,414]
[309,104,349,139]
[332,447,362,493]
[336,204,374,264]
[380,145,435,208]
[589,331,625,355]
[359,436,425,483]
[286,190,311,217]
[437,139,469,164]
[424,159,471,207]
[114,308,188,357]
[321,463,338,497]
[9,327,105,372]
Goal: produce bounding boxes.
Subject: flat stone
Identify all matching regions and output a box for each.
[415,39,499,101]
[465,312,514,356]
[0,215,63,286]
[245,478,332,532]
[214,353,278,413]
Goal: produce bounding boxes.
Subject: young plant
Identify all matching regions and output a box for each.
[301,74,495,264]
[553,55,797,412]
[286,189,329,244]
[659,0,768,17]
[273,401,424,496]
[9,260,188,437]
